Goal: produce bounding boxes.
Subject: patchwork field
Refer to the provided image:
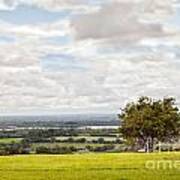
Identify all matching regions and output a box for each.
[0,153,179,180]
[0,138,22,144]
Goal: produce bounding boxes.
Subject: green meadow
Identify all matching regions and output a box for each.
[0,138,22,144]
[0,153,179,180]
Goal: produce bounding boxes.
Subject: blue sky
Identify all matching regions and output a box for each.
[0,0,180,114]
[0,35,15,43]
[0,5,70,24]
[42,54,88,72]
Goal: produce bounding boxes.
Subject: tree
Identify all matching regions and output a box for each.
[119,97,180,152]
[97,138,105,144]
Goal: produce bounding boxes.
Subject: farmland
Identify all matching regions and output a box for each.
[0,153,179,180]
[0,138,22,144]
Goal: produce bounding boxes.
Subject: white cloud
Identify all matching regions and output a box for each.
[0,0,180,113]
[71,0,178,45]
[0,19,70,39]
[0,0,101,12]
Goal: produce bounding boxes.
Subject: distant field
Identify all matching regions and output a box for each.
[0,153,179,180]
[0,138,22,143]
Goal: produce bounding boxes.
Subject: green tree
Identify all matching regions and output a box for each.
[119,97,180,152]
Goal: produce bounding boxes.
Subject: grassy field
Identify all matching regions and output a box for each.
[0,153,179,180]
[0,138,22,144]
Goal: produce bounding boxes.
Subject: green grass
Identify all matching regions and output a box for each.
[0,153,179,180]
[0,138,22,143]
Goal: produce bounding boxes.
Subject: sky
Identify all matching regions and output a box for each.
[0,0,180,114]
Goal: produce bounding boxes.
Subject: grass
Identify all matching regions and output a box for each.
[0,152,179,180]
[0,138,22,144]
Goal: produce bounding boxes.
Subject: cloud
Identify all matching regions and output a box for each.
[71,0,178,45]
[0,0,180,113]
[0,19,70,38]
[0,0,101,13]
[1,37,180,112]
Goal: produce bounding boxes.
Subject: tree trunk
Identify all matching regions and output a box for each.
[146,137,154,153]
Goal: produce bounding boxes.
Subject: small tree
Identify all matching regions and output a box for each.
[119,97,180,152]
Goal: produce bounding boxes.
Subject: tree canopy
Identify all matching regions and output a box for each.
[119,96,180,152]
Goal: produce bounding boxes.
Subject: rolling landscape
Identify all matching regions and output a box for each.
[0,114,119,129]
[0,109,179,180]
[0,0,180,179]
